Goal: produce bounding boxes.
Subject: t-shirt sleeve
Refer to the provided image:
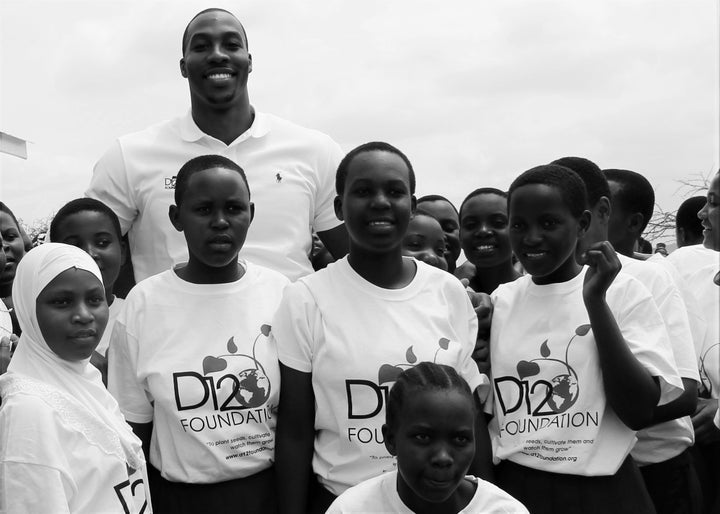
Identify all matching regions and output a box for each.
[86,140,137,235]
[311,137,344,234]
[452,280,489,397]
[613,280,684,406]
[272,281,320,373]
[652,281,700,381]
[107,313,154,423]
[1,462,72,514]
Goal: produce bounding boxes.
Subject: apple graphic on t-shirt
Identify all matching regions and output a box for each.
[201,324,272,409]
[515,325,589,414]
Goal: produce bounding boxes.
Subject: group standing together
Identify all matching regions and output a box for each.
[1,7,718,514]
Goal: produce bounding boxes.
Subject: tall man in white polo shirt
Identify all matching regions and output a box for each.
[87,8,347,282]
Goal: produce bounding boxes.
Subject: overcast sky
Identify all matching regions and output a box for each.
[1,0,718,244]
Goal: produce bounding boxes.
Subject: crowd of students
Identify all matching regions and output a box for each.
[1,7,719,514]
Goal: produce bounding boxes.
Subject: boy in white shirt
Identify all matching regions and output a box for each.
[109,154,289,513]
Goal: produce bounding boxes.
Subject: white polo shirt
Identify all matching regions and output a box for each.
[88,110,344,282]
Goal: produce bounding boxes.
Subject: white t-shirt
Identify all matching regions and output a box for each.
[666,245,720,400]
[273,257,487,495]
[617,254,699,465]
[488,269,682,475]
[108,262,289,484]
[0,391,150,514]
[0,304,11,340]
[88,110,343,282]
[326,470,529,514]
[96,296,124,357]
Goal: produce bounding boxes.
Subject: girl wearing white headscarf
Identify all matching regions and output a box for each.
[0,243,151,513]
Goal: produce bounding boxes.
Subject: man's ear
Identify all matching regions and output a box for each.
[410,195,417,215]
[578,209,591,238]
[169,204,183,232]
[627,213,645,236]
[334,196,344,222]
[596,196,611,224]
[248,53,252,73]
[249,202,255,223]
[382,424,397,456]
[179,58,188,78]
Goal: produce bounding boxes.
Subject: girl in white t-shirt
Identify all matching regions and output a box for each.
[109,155,289,513]
[0,243,150,513]
[274,142,489,514]
[489,165,682,514]
[328,362,528,514]
[50,197,128,385]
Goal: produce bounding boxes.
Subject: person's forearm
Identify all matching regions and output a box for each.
[276,421,315,514]
[649,378,697,425]
[468,394,494,482]
[585,297,659,430]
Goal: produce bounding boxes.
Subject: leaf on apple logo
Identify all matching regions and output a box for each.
[378,364,403,384]
[438,337,450,350]
[261,324,271,337]
[516,360,540,379]
[406,346,417,364]
[540,340,550,358]
[203,356,228,375]
[227,337,238,354]
[575,324,591,336]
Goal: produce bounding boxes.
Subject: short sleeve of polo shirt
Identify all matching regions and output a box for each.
[87,140,138,235]
[311,137,344,234]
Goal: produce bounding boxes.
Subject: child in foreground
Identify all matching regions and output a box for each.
[273,142,490,514]
[108,155,289,513]
[327,362,528,514]
[488,165,682,514]
[0,243,149,513]
[50,198,127,384]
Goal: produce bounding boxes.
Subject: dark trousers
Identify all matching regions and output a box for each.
[148,464,277,514]
[496,457,656,514]
[640,448,702,514]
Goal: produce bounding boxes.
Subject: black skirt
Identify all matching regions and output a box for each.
[147,464,277,514]
[495,457,656,514]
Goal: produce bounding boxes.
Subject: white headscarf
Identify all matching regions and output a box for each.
[0,243,144,470]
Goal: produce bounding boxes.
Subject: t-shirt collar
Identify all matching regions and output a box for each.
[179,107,271,145]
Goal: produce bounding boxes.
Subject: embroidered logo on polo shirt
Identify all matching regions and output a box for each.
[275,172,282,183]
[165,175,177,189]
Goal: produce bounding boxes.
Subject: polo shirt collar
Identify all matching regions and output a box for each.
[179,107,271,145]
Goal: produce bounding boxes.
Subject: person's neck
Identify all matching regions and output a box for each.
[613,238,635,258]
[105,289,115,307]
[176,259,244,285]
[347,247,415,289]
[191,99,254,146]
[469,262,520,294]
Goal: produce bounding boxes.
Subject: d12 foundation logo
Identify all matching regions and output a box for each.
[174,325,272,412]
[495,325,590,417]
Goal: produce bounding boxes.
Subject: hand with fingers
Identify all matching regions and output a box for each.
[461,278,493,374]
[579,241,622,302]
[0,334,18,375]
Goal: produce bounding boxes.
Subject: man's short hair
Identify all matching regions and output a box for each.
[604,169,655,233]
[335,141,416,196]
[175,154,250,206]
[181,8,248,54]
[676,195,706,241]
[551,157,608,208]
[508,165,587,218]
